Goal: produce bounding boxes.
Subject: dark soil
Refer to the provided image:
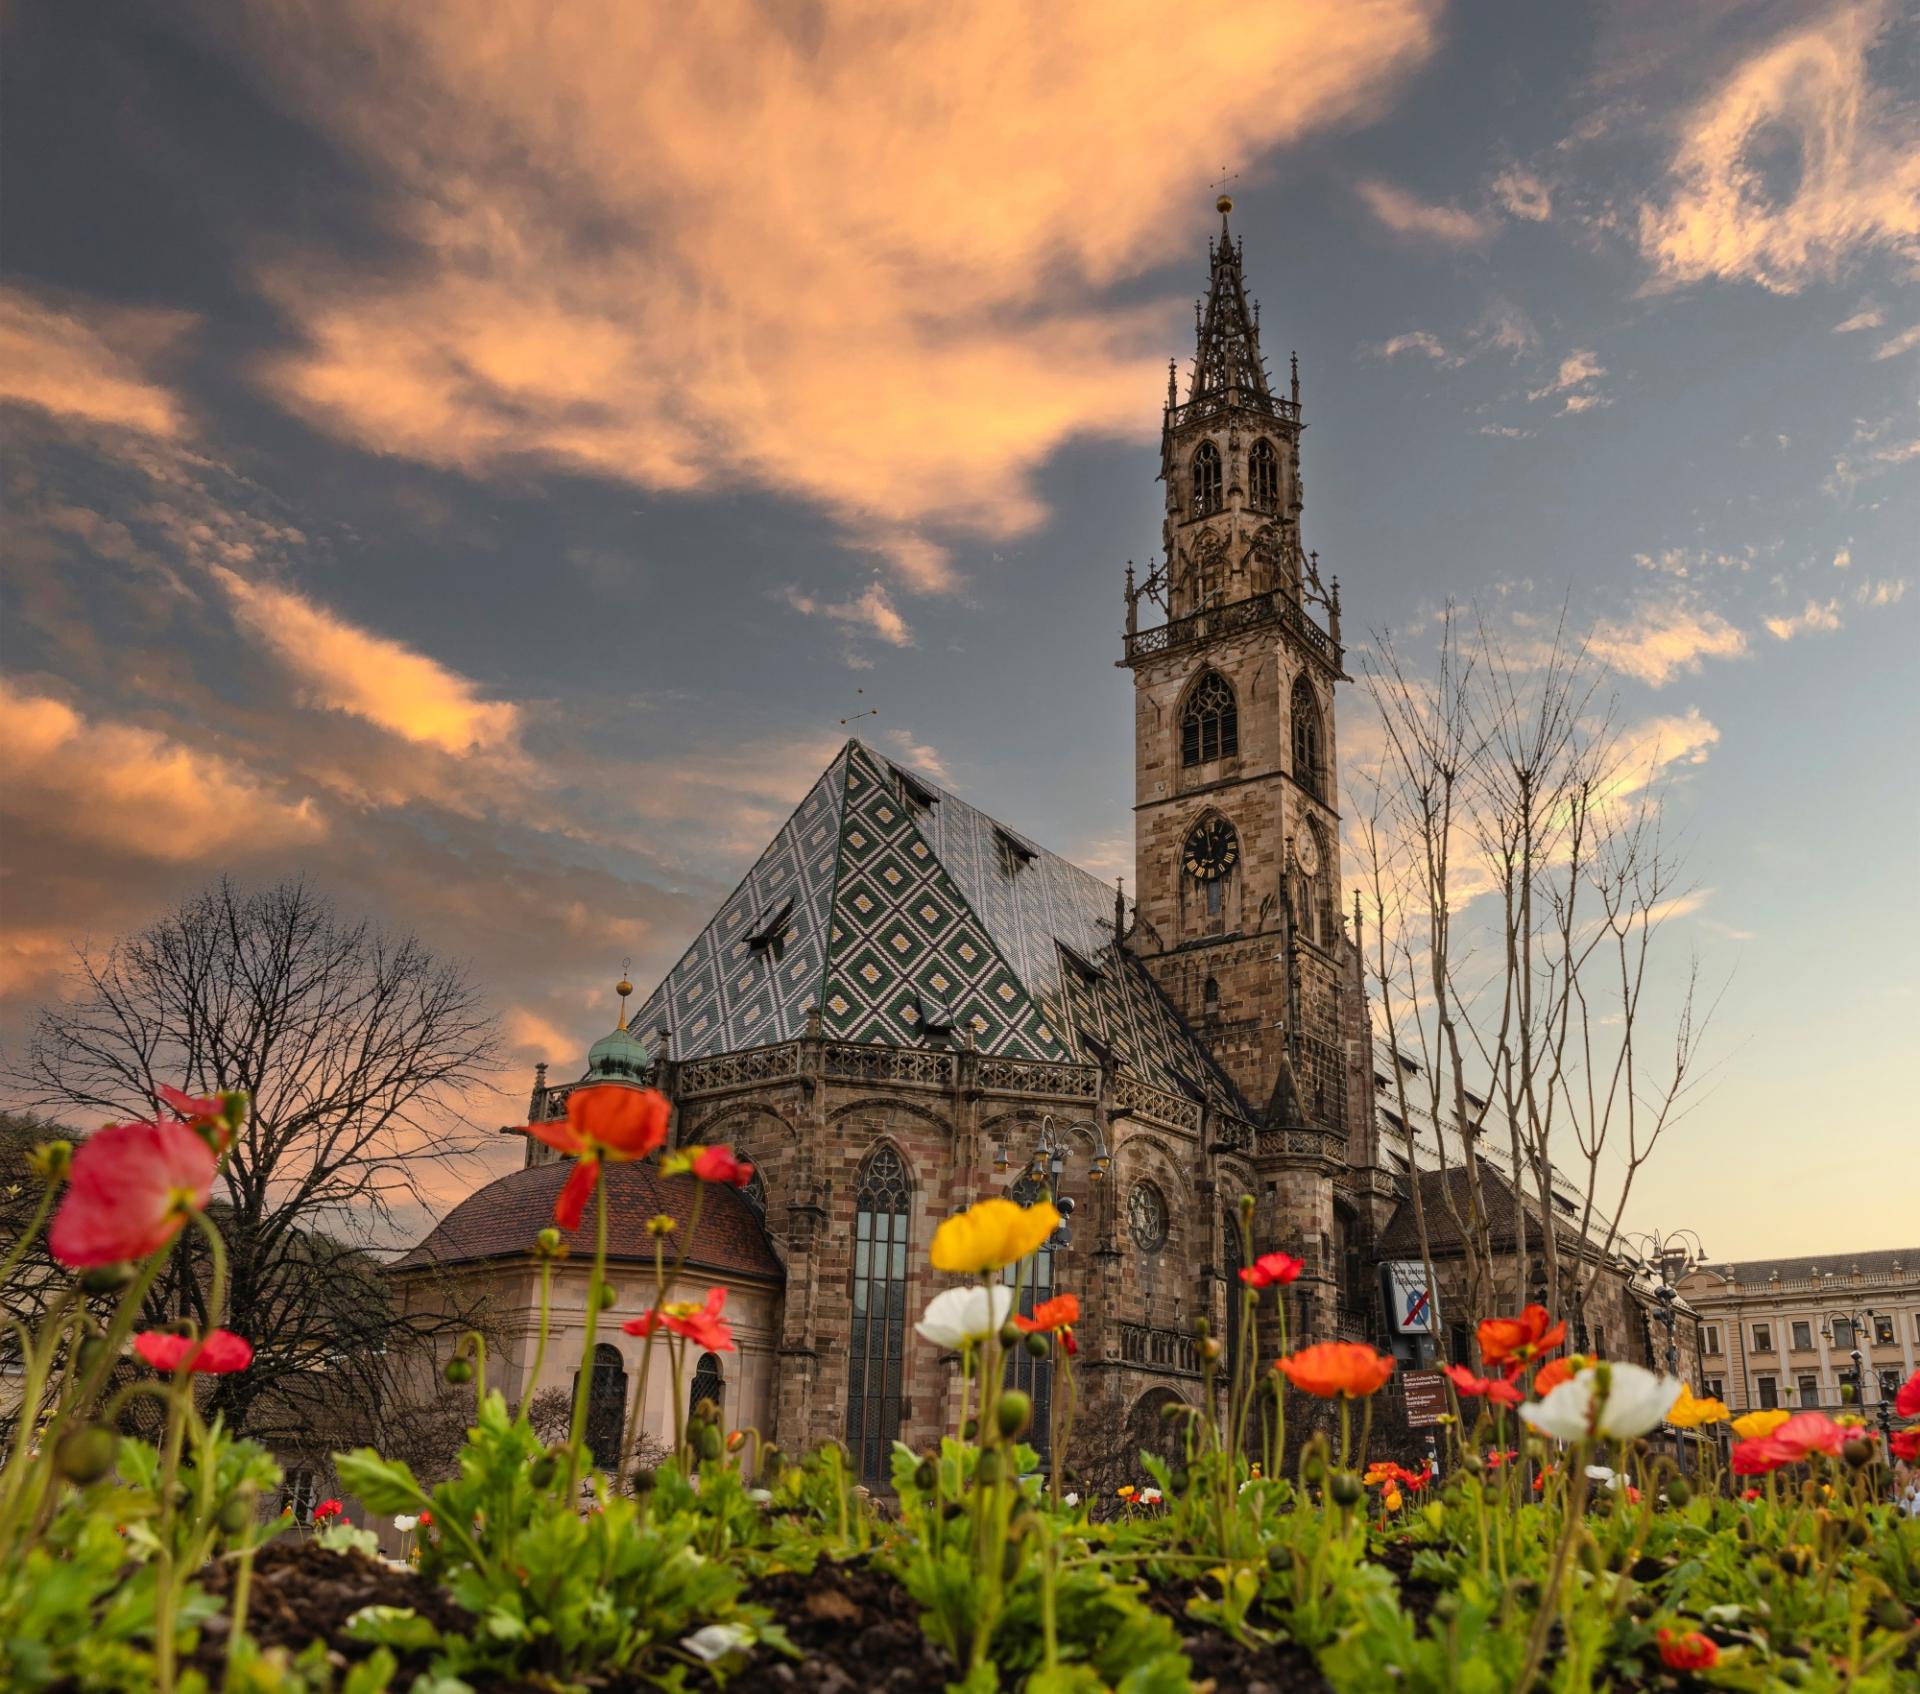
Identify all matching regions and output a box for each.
[189,1538,473,1681]
[732,1560,959,1693]
[1372,1538,1446,1631]
[1142,1583,1335,1694]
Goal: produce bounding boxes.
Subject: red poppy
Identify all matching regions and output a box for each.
[1768,1410,1845,1460]
[418,1509,432,1526]
[48,1119,217,1268]
[1897,1369,1920,1420]
[134,1329,253,1374]
[1477,1305,1567,1377]
[1013,1293,1080,1338]
[1239,1252,1305,1288]
[1740,1488,1761,1502]
[1485,1448,1519,1469]
[1890,1428,1920,1463]
[1274,1341,1394,1399]
[1656,1629,1718,1671]
[623,1285,735,1352]
[526,1086,671,1228]
[313,1499,343,1522]
[1532,1356,1579,1396]
[1731,1436,1793,1475]
[689,1145,754,1187]
[1443,1363,1524,1407]
[155,1085,236,1152]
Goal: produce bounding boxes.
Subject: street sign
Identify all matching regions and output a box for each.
[1403,1369,1448,1428]
[1384,1261,1438,1334]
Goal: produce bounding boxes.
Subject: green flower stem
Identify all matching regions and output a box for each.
[1515,1448,1592,1694]
[516,1256,555,1423]
[0,1169,59,1289]
[617,1233,667,1494]
[221,1530,258,1694]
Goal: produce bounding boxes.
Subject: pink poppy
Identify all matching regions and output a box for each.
[1239,1252,1305,1289]
[48,1119,217,1268]
[623,1286,735,1352]
[134,1329,254,1374]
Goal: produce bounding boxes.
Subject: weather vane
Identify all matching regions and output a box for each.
[1211,165,1239,197]
[839,686,879,727]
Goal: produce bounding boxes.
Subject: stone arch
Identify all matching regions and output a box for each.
[1124,1385,1193,1477]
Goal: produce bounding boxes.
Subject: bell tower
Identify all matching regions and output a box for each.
[1119,195,1353,1143]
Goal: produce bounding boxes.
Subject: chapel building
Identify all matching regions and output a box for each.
[395,199,1401,1481]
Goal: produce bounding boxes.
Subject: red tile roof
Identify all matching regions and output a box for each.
[391,1161,784,1282]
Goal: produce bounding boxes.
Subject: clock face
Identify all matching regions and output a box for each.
[1183,817,1239,881]
[1295,829,1320,876]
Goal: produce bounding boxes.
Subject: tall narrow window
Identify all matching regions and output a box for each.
[1003,1174,1056,1467]
[1191,441,1222,517]
[574,1343,627,1472]
[1181,671,1238,766]
[1290,674,1323,798]
[1249,438,1279,510]
[689,1351,725,1424]
[848,1145,911,1483]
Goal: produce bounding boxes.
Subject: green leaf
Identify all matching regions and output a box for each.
[344,1606,443,1651]
[334,1448,428,1514]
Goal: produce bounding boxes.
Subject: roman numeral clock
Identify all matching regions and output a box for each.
[1183,816,1238,880]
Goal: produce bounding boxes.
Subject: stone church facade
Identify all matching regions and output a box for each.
[399,200,1407,1481]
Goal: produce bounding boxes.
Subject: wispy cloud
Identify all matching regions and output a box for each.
[1823,416,1920,496]
[1528,349,1607,403]
[1872,323,1920,360]
[778,581,915,650]
[1372,330,1451,363]
[223,1,1443,593]
[1590,592,1749,686]
[1855,576,1906,606]
[1637,1,1920,294]
[1833,543,1852,568]
[1355,177,1498,246]
[0,285,194,439]
[881,727,951,784]
[1832,304,1883,333]
[1764,598,1843,640]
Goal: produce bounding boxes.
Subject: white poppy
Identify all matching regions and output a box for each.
[915,1284,1015,1350]
[1140,1487,1163,1505]
[392,1514,419,1533]
[1584,1465,1622,1490]
[1522,1364,1683,1443]
[681,1623,754,1662]
[1064,1492,1079,1507]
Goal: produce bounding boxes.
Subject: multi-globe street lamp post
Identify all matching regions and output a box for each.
[1619,1226,1707,1377]
[1820,1307,1897,1457]
[993,1113,1111,1249]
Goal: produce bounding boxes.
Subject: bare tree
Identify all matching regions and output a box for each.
[11,876,500,1442]
[1353,610,1719,1351]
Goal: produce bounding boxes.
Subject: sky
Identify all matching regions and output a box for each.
[2,1,1915,1260]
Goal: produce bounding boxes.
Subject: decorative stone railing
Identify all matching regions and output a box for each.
[1118,1322,1200,1377]
[1124,586,1340,672]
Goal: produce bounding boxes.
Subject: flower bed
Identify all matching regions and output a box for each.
[3,1087,1917,1692]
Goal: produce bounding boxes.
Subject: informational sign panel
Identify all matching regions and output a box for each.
[1384,1261,1438,1335]
[1402,1369,1448,1428]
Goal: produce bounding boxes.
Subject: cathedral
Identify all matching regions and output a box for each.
[396,198,1404,1480]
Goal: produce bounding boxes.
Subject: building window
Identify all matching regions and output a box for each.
[574,1343,627,1472]
[280,1468,319,1524]
[1797,1375,1820,1407]
[1752,1323,1772,1353]
[1592,1325,1606,1359]
[1202,975,1220,1018]
[1881,1368,1903,1402]
[1701,1325,1721,1355]
[848,1144,912,1484]
[1003,1174,1056,1466]
[1830,1318,1854,1350]
[1181,671,1238,766]
[1757,1375,1778,1409]
[1191,441,1222,517]
[1249,438,1280,510]
[690,1350,725,1424]
[1703,1377,1723,1401]
[1129,1181,1169,1251]
[1290,675,1323,799]
[1791,1320,1812,1351]
[1873,1314,1895,1345]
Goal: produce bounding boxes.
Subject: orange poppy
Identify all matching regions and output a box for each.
[1013,1293,1080,1336]
[1477,1305,1567,1376]
[1274,1341,1395,1399]
[525,1085,671,1228]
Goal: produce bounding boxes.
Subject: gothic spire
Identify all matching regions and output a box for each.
[1188,195,1271,405]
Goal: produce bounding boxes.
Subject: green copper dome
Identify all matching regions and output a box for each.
[585,1023,650,1084]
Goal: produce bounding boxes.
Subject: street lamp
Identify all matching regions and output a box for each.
[1820,1307,1895,1452]
[1619,1227,1707,1376]
[992,1113,1111,1250]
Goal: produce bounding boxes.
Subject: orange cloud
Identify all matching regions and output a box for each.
[779,581,914,648]
[210,567,522,755]
[0,285,194,439]
[1590,595,1749,686]
[0,679,325,862]
[1638,1,1920,293]
[1355,178,1497,246]
[228,0,1441,589]
[1764,598,1843,640]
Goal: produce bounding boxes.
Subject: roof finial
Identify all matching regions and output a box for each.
[616,959,634,1030]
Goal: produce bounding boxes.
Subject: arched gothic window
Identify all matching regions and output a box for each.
[1308,820,1337,946]
[1202,976,1220,1018]
[689,1350,725,1424]
[1003,1172,1056,1466]
[847,1144,911,1483]
[1290,674,1323,799]
[1191,441,1222,517]
[1181,671,1238,767]
[1249,438,1280,511]
[574,1342,627,1472]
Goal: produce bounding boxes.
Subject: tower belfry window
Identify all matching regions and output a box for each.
[1191,441,1222,517]
[1181,671,1238,766]
[1249,439,1279,511]
[1290,674,1324,799]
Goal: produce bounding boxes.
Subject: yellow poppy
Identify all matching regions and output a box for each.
[1731,1408,1789,1441]
[1666,1386,1730,1428]
[929,1196,1062,1273]
[1384,1488,1404,1512]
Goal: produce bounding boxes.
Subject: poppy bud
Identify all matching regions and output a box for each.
[1433,1592,1459,1621]
[29,1141,73,1181]
[1842,1438,1873,1468]
[1024,1333,1048,1359]
[997,1390,1033,1439]
[961,1418,978,1441]
[914,1455,938,1492]
[444,1358,473,1385]
[597,1283,619,1310]
[727,1429,746,1452]
[1461,1453,1483,1476]
[1330,1471,1363,1507]
[78,1261,135,1295]
[1874,1597,1910,1632]
[55,1425,116,1485]
[697,1424,723,1462]
[218,1487,256,1535]
[535,1228,565,1258]
[1200,1336,1223,1361]
[632,1465,656,1494]
[999,1323,1022,1348]
[1665,1478,1691,1506]
[759,1443,782,1478]
[976,1450,1003,1486]
[1844,1519,1868,1547]
[1192,1316,1210,1339]
[693,1397,719,1424]
[1267,1545,1294,1573]
[529,1456,556,1489]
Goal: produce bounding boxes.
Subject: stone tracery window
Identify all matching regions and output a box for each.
[1181,670,1238,767]
[1191,441,1222,517]
[1128,1180,1168,1251]
[689,1350,725,1425]
[1249,438,1280,510]
[847,1144,911,1483]
[575,1342,627,1472]
[1290,674,1324,799]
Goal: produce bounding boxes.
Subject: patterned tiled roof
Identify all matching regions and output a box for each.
[631,740,1247,1117]
[392,1161,784,1280]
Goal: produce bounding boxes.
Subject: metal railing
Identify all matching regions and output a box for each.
[1124,586,1340,670]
